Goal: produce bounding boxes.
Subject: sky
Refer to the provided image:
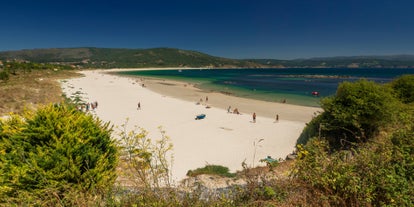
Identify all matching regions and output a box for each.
[1,0,414,59]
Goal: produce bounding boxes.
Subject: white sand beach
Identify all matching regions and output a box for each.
[60,69,321,182]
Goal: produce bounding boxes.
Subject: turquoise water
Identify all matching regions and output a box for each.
[118,68,414,107]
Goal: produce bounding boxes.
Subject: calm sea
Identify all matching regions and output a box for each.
[118,68,414,107]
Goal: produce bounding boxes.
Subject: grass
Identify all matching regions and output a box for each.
[0,69,80,116]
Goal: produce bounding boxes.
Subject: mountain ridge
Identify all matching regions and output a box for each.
[1,47,414,68]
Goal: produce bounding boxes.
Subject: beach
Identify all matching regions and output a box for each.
[60,69,321,182]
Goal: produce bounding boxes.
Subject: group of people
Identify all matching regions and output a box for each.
[196,96,209,106]
[77,101,98,112]
[251,112,279,123]
[228,105,279,123]
[198,96,209,103]
[227,106,241,114]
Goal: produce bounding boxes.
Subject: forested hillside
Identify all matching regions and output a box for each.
[2,47,414,68]
[0,47,261,68]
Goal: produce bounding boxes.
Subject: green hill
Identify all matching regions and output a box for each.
[1,47,414,68]
[0,47,261,69]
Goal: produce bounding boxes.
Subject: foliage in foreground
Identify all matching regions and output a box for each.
[293,125,414,206]
[0,104,118,205]
[117,121,174,189]
[390,74,414,104]
[293,75,414,206]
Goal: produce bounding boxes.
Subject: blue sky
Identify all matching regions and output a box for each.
[1,0,414,59]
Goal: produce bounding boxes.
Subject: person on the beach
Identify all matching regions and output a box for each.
[233,108,240,114]
[253,112,256,123]
[206,96,208,102]
[276,114,279,122]
[227,106,231,113]
[137,102,141,110]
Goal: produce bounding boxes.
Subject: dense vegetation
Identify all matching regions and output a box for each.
[2,47,414,68]
[294,75,414,206]
[298,79,398,149]
[0,104,118,205]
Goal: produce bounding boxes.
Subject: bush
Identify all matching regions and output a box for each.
[293,126,414,206]
[117,122,174,189]
[299,79,398,149]
[293,77,414,206]
[0,103,118,204]
[390,74,414,104]
[187,165,236,178]
[0,70,9,81]
[297,111,324,145]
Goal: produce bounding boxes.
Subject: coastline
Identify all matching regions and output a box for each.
[61,69,321,182]
[109,68,321,122]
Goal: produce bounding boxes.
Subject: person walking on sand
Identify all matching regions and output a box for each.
[275,114,279,123]
[227,106,231,113]
[253,112,256,123]
[137,102,141,110]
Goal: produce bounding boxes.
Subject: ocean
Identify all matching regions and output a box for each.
[118,68,414,107]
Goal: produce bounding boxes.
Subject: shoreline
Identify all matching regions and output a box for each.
[61,69,321,182]
[106,68,321,122]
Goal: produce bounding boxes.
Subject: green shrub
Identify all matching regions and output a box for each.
[390,74,414,104]
[0,103,118,204]
[0,70,9,81]
[299,79,398,149]
[293,125,414,206]
[187,164,236,178]
[297,111,324,145]
[293,76,414,206]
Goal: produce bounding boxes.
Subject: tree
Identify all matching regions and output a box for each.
[299,79,398,150]
[0,103,118,204]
